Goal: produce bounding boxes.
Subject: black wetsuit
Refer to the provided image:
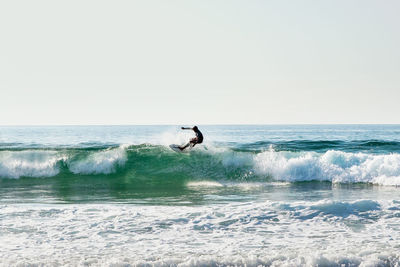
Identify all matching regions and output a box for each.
[194,128,203,144]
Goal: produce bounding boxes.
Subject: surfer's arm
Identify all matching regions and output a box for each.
[181,127,192,130]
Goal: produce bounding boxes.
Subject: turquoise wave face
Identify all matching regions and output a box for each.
[0,145,253,179]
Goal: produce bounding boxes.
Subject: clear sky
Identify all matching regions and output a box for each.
[1,0,399,125]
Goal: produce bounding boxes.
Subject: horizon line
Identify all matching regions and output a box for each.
[1,123,400,127]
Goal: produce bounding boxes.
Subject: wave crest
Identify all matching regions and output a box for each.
[0,150,66,179]
[254,149,400,185]
[68,146,128,175]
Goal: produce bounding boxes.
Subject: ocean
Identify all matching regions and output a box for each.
[1,125,400,266]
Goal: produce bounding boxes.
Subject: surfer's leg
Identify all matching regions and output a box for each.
[179,142,190,150]
[179,137,198,150]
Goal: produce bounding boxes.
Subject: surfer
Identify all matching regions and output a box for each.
[179,126,203,150]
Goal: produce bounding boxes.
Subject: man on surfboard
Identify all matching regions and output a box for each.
[179,126,203,150]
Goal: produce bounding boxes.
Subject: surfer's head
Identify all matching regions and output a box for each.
[193,126,198,131]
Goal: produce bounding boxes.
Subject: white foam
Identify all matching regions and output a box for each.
[254,149,400,185]
[158,129,194,147]
[1,200,399,266]
[0,150,66,178]
[186,181,224,188]
[68,146,128,175]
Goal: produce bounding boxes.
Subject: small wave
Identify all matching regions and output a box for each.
[310,199,381,218]
[235,139,400,153]
[0,146,128,178]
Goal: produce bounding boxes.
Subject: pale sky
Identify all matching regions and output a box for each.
[1,0,399,125]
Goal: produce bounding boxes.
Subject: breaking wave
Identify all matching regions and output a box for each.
[0,143,400,186]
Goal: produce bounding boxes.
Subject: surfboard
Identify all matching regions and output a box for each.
[169,144,190,153]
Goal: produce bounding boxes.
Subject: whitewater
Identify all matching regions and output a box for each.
[1,125,400,266]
